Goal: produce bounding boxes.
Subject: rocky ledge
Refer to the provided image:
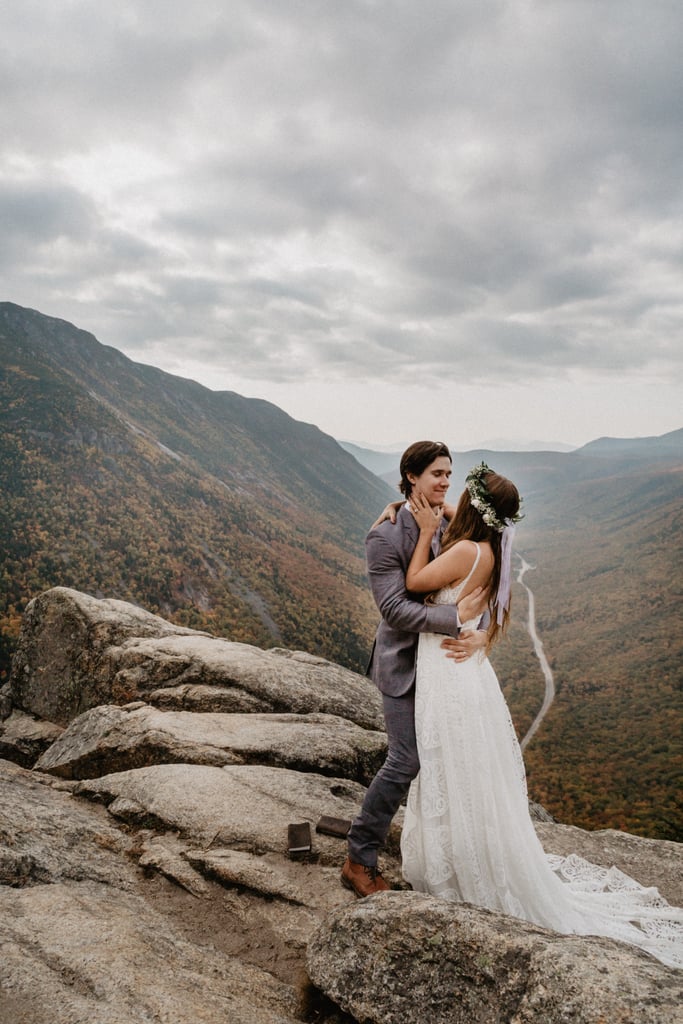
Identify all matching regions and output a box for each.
[0,587,681,1024]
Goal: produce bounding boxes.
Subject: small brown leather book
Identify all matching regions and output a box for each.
[315,815,352,838]
[287,822,312,856]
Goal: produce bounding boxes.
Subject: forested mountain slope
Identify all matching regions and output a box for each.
[512,457,682,841]
[0,302,393,676]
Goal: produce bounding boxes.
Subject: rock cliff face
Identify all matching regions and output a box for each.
[1,587,681,1024]
[307,894,683,1024]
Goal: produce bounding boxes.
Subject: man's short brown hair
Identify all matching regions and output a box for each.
[399,441,451,497]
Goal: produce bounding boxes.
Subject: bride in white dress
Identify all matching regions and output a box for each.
[400,463,683,969]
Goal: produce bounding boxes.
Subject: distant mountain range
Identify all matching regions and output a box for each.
[340,438,578,459]
[340,431,683,505]
[1,301,681,841]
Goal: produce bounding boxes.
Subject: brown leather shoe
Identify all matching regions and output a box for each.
[341,857,390,898]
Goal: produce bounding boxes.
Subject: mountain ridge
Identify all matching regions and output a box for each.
[0,301,394,676]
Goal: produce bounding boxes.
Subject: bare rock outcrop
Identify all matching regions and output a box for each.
[307,891,683,1024]
[2,880,300,1024]
[0,708,63,768]
[72,761,393,867]
[0,759,298,1023]
[35,703,387,784]
[0,758,135,890]
[2,587,682,1024]
[10,586,383,729]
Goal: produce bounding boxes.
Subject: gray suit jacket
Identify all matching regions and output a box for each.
[365,503,461,696]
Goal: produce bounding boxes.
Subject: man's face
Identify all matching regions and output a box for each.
[408,456,452,507]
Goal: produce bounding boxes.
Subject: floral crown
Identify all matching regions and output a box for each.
[465,462,523,533]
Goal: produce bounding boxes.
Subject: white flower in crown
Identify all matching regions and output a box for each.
[465,461,523,533]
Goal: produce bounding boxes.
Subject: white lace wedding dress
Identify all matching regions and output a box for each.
[401,544,683,969]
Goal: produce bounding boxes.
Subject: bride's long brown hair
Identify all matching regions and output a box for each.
[441,471,521,647]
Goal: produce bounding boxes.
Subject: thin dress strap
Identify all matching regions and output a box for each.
[459,542,481,590]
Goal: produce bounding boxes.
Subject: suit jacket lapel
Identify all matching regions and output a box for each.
[399,504,419,541]
[399,503,442,562]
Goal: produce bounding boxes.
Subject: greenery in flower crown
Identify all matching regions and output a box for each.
[465,462,524,533]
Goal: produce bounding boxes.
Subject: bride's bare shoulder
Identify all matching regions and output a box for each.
[448,538,495,574]
[450,538,490,559]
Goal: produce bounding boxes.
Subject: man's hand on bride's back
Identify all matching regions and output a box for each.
[457,585,488,624]
[440,630,488,661]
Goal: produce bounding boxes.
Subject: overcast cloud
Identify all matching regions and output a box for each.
[2,0,682,447]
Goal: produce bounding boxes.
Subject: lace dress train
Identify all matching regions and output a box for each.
[400,546,683,969]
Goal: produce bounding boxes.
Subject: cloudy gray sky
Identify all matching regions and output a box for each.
[2,0,682,448]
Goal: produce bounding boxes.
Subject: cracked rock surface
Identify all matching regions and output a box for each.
[2,587,681,1024]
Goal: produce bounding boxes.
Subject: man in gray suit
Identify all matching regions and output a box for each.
[342,440,488,897]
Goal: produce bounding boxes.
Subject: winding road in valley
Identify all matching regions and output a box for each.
[517,557,556,751]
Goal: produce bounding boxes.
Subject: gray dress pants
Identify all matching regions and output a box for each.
[347,689,419,867]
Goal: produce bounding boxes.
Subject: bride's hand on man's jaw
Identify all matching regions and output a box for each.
[441,630,488,661]
[409,490,442,534]
[371,492,453,530]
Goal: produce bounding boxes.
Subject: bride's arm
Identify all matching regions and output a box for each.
[405,523,435,591]
[370,499,404,529]
[407,540,473,593]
